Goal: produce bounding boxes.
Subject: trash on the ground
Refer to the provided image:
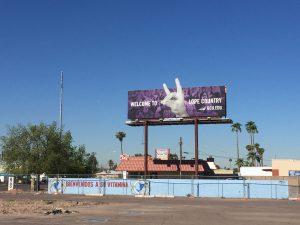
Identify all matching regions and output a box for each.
[43,200,54,204]
[44,208,75,215]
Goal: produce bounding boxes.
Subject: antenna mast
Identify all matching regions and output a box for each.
[60,71,63,137]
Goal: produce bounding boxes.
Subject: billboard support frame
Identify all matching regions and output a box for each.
[194,119,199,176]
[144,121,148,177]
[129,117,232,178]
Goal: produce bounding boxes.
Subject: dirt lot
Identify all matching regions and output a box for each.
[1,192,300,225]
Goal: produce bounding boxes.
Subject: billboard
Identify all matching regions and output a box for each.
[155,148,170,160]
[128,78,226,120]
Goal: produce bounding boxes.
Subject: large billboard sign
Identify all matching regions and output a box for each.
[128,78,226,120]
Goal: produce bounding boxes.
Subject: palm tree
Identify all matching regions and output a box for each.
[231,123,242,167]
[254,143,260,166]
[246,143,257,166]
[235,158,245,168]
[255,154,261,167]
[245,121,258,148]
[257,147,265,166]
[245,121,252,145]
[245,144,253,152]
[243,160,250,167]
[247,151,256,167]
[115,131,126,155]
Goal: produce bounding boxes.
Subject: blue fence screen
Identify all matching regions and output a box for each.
[48,178,289,199]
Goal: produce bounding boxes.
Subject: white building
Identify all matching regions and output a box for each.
[240,167,272,176]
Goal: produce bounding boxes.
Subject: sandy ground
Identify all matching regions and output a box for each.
[1,192,300,225]
[0,197,103,215]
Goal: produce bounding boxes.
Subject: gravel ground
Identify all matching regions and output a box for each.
[1,192,300,225]
[0,192,102,215]
[0,198,103,215]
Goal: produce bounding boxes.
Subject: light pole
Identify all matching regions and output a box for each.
[179,137,182,178]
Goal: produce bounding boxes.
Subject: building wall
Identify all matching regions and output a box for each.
[214,169,234,175]
[272,159,300,176]
[240,167,272,176]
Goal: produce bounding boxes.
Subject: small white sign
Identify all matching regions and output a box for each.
[120,154,129,161]
[155,148,170,160]
[8,177,14,191]
[122,171,127,179]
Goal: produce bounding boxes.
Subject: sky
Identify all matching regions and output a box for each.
[0,0,299,168]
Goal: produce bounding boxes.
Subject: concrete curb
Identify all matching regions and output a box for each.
[135,195,174,198]
[289,198,300,201]
[154,195,175,198]
[135,195,155,198]
[84,194,104,197]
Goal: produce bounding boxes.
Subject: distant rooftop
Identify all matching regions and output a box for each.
[116,156,207,172]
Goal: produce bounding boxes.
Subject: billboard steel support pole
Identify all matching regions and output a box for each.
[194,119,199,176]
[144,121,148,178]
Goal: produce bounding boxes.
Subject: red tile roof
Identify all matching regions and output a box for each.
[116,156,204,172]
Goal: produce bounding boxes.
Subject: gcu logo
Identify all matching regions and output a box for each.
[49,178,66,194]
[131,180,149,195]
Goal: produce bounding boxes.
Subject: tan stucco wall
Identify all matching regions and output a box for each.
[272,159,300,176]
[214,169,234,175]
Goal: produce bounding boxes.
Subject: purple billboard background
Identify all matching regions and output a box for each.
[128,86,226,119]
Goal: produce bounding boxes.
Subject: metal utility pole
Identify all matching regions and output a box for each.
[179,137,183,178]
[60,71,63,138]
[57,71,64,176]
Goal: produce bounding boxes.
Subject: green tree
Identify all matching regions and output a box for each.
[253,143,260,166]
[68,145,98,174]
[245,145,253,152]
[256,145,265,167]
[231,123,242,168]
[169,153,178,160]
[0,122,98,174]
[245,121,258,150]
[86,152,98,174]
[235,158,245,168]
[247,151,257,167]
[115,131,126,155]
[108,159,115,170]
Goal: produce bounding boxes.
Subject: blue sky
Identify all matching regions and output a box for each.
[0,0,299,167]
